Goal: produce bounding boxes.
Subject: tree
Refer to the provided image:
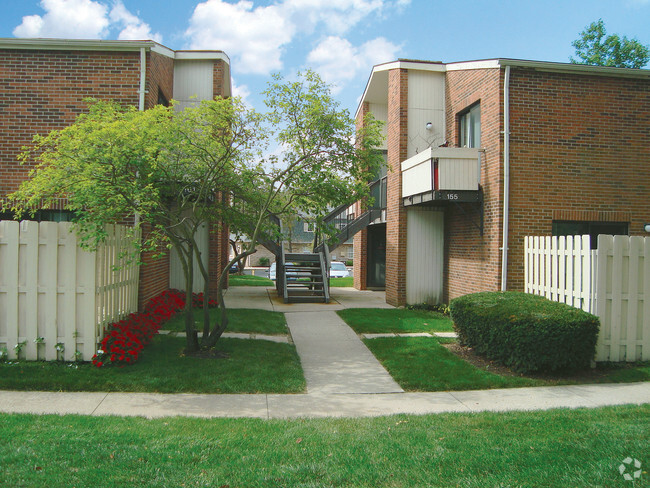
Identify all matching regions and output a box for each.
[8,70,383,354]
[571,19,649,69]
[212,71,384,343]
[8,97,264,353]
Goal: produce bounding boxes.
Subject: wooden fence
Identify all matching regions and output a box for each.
[0,221,140,361]
[525,235,650,362]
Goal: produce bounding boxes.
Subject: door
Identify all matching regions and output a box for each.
[367,223,386,288]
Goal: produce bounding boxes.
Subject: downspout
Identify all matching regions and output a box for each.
[500,65,511,291]
[138,47,146,111]
[135,47,147,226]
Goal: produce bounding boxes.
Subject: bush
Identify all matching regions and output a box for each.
[449,292,599,374]
[345,260,353,266]
[258,257,270,267]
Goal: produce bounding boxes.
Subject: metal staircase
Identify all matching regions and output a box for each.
[280,252,330,303]
[264,177,386,304]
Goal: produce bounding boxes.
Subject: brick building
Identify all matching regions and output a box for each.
[353,58,650,307]
[0,38,232,307]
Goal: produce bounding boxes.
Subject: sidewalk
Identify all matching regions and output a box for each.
[1,383,648,419]
[0,286,648,419]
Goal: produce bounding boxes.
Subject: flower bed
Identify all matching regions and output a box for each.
[92,289,218,368]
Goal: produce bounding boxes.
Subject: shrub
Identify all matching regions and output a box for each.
[449,292,599,374]
[91,289,219,368]
[345,260,353,266]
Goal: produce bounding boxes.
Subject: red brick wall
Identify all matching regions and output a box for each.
[0,49,141,199]
[353,102,370,290]
[444,68,504,301]
[506,68,650,291]
[385,68,409,306]
[146,51,174,109]
[138,223,170,310]
[213,59,227,98]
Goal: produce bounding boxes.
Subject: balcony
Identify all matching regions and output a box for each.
[401,147,482,206]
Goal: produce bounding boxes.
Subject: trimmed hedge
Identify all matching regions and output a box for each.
[449,292,599,374]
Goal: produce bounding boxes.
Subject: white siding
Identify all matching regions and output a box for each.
[438,157,479,190]
[406,208,444,305]
[368,102,388,151]
[173,60,214,110]
[169,222,210,293]
[407,70,445,158]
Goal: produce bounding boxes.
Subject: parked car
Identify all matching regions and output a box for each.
[269,262,296,281]
[329,261,350,278]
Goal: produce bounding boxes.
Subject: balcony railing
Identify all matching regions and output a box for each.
[401,147,481,205]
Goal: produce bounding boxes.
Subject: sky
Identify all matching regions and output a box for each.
[1,0,649,114]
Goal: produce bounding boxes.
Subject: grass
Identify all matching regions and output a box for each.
[330,276,353,287]
[0,335,305,394]
[337,307,454,334]
[162,308,288,335]
[365,336,542,391]
[1,405,648,487]
[364,336,650,392]
[228,274,274,286]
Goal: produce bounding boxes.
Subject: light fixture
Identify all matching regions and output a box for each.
[645,223,650,233]
[425,122,433,131]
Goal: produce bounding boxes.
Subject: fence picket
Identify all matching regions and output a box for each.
[639,237,650,361]
[23,221,39,360]
[1,222,20,360]
[626,237,641,361]
[525,234,649,362]
[0,221,140,362]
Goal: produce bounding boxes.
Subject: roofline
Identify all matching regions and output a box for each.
[0,38,231,66]
[356,57,650,118]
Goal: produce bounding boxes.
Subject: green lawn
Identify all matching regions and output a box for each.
[1,405,648,487]
[0,335,305,394]
[337,307,454,334]
[365,336,650,392]
[365,336,542,391]
[163,308,288,335]
[330,276,353,287]
[228,274,274,286]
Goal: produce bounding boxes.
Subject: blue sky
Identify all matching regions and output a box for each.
[1,0,649,114]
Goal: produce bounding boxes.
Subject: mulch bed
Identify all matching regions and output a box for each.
[442,342,616,382]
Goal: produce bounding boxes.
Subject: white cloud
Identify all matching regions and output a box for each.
[110,1,162,43]
[13,0,110,38]
[307,35,401,93]
[185,0,408,75]
[232,79,252,105]
[185,0,294,75]
[13,0,160,42]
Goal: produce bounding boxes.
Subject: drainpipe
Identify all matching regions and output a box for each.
[138,47,147,112]
[500,65,511,291]
[135,47,147,226]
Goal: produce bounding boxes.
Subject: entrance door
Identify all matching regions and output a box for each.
[367,223,386,288]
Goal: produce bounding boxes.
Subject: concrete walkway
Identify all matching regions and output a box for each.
[0,286,648,419]
[1,383,648,419]
[286,311,403,394]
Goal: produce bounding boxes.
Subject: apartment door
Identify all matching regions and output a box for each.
[367,223,386,288]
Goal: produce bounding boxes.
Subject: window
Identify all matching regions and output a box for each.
[459,103,481,148]
[303,222,315,233]
[552,221,629,249]
[347,247,354,259]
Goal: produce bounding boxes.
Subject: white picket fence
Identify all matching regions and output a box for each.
[525,235,650,362]
[0,220,140,361]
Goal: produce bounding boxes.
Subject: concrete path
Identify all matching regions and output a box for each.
[0,382,648,419]
[285,311,403,394]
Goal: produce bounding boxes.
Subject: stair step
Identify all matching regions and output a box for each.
[285,253,320,262]
[287,296,327,303]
